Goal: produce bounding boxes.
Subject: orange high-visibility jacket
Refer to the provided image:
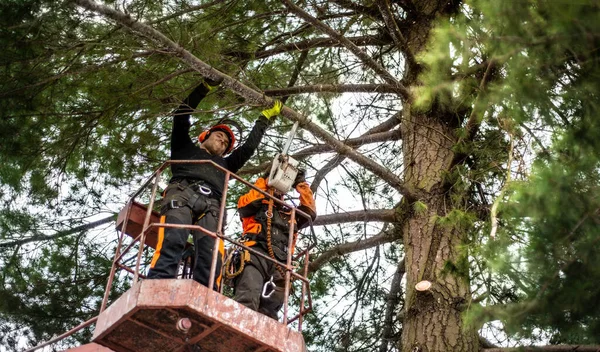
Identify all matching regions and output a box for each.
[237,177,316,257]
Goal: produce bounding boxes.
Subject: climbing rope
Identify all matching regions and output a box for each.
[266,188,293,280]
[223,247,248,279]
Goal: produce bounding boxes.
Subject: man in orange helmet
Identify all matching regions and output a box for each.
[147,77,282,291]
[232,170,316,319]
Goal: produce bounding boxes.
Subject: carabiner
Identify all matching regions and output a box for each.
[262,276,277,298]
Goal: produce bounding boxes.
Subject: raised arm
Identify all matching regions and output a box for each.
[171,83,211,154]
[225,100,282,172]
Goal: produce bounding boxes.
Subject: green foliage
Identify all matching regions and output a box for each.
[436,209,476,231]
[419,0,600,344]
[0,235,128,349]
[493,117,600,342]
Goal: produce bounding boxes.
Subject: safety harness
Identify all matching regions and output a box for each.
[164,179,220,219]
[225,188,298,283]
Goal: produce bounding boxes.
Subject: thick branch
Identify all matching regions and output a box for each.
[241,128,402,174]
[365,112,402,135]
[73,0,420,199]
[281,0,409,99]
[313,209,395,226]
[297,129,402,157]
[309,114,402,192]
[483,346,600,352]
[309,223,400,273]
[264,83,399,97]
[0,215,115,248]
[311,154,346,193]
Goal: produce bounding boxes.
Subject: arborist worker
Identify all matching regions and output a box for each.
[147,77,282,291]
[231,170,317,319]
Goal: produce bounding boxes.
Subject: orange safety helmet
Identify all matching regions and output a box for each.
[198,124,236,154]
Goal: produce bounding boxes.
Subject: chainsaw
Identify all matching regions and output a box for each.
[267,121,300,193]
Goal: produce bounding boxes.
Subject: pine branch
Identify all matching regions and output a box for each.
[309,114,402,192]
[313,209,396,226]
[0,50,166,98]
[73,0,421,200]
[310,154,346,193]
[280,0,409,99]
[365,113,402,134]
[240,128,402,174]
[295,128,402,157]
[462,59,496,141]
[0,215,115,248]
[479,336,498,349]
[308,223,400,273]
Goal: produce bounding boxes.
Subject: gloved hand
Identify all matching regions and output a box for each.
[202,76,224,91]
[292,168,306,188]
[261,100,283,120]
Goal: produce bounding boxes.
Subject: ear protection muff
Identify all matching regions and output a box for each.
[198,130,209,144]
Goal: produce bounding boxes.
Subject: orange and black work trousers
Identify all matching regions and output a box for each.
[147,183,225,290]
[233,247,285,320]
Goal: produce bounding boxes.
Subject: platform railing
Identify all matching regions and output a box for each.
[101,160,315,329]
[23,161,315,352]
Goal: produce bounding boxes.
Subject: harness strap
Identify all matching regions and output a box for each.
[166,181,220,219]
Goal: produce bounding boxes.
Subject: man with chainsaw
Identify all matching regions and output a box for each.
[147,77,282,291]
[231,169,316,319]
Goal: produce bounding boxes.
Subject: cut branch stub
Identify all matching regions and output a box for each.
[415,280,432,292]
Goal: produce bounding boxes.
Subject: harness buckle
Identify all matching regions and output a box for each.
[170,199,181,209]
[197,185,212,196]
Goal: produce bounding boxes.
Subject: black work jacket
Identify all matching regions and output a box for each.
[170,84,268,197]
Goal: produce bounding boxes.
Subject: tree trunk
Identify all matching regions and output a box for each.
[400,112,479,352]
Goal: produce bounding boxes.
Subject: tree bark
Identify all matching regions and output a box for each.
[400,112,478,352]
[395,0,479,349]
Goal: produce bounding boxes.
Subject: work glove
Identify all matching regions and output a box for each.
[292,168,306,188]
[202,76,224,91]
[261,100,283,120]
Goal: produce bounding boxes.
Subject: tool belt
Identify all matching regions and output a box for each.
[162,179,221,218]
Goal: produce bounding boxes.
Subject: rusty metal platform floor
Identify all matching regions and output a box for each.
[92,279,306,352]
